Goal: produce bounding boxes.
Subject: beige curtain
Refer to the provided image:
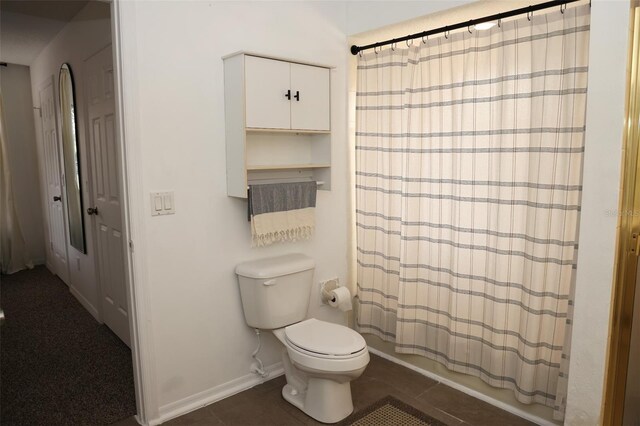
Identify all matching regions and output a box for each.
[355,5,590,420]
[0,93,33,274]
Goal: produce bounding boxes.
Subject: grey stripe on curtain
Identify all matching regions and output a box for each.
[355,5,590,420]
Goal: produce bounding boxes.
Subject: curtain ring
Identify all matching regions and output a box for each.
[560,3,566,13]
[422,35,427,44]
[527,10,532,21]
[406,39,413,47]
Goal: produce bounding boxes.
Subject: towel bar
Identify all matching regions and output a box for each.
[246,181,324,190]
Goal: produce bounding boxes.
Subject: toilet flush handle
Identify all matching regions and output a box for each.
[263,279,277,286]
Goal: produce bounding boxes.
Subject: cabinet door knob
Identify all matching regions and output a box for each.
[285,89,291,100]
[87,207,99,216]
[294,91,300,101]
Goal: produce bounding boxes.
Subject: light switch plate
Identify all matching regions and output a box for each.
[150,192,175,216]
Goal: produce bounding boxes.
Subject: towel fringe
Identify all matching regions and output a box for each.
[252,225,315,247]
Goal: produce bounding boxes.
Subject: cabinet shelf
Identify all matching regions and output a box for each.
[246,163,331,171]
[246,128,331,135]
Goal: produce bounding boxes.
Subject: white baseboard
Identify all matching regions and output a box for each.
[367,347,554,426]
[68,285,101,322]
[151,362,285,425]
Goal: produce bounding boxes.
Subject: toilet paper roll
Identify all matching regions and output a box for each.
[328,286,353,312]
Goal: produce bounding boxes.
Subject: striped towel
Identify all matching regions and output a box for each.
[248,181,317,247]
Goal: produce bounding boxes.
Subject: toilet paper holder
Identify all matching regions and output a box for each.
[320,279,340,304]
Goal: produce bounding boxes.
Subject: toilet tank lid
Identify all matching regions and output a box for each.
[235,254,315,279]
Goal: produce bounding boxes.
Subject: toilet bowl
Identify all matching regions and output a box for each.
[235,254,370,423]
[272,319,369,423]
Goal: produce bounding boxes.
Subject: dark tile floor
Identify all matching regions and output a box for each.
[112,354,536,426]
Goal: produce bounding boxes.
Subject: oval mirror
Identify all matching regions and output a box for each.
[59,63,86,253]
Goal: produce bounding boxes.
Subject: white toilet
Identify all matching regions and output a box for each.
[235,254,370,424]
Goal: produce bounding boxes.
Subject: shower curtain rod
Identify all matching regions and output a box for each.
[350,0,582,55]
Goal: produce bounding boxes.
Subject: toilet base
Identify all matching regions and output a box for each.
[282,378,354,424]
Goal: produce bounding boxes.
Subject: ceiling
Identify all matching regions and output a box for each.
[0,0,90,66]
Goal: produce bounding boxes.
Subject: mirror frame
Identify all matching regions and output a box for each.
[58,63,87,254]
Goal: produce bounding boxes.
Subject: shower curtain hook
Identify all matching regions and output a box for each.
[358,50,363,57]
[444,30,449,39]
[468,25,472,34]
[422,35,427,44]
[498,18,501,28]
[391,42,396,51]
[406,39,413,47]
[527,10,533,21]
[374,45,379,54]
[560,3,566,13]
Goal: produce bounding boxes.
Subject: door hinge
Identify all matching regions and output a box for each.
[630,232,640,256]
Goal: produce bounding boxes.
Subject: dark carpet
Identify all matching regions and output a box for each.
[0,266,136,425]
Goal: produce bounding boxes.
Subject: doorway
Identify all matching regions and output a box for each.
[0,1,140,424]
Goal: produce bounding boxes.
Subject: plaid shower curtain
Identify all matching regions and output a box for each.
[355,5,590,419]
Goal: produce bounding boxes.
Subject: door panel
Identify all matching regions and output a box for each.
[39,81,69,284]
[290,63,330,131]
[244,56,291,129]
[85,45,130,346]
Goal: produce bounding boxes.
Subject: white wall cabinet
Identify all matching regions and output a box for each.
[224,52,332,198]
[244,55,330,131]
[290,63,330,131]
[244,56,291,130]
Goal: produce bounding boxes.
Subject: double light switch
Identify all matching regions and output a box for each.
[151,192,175,216]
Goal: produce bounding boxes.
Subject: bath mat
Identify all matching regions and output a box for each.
[339,395,447,426]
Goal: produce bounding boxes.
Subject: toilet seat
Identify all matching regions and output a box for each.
[285,318,366,358]
[282,319,370,375]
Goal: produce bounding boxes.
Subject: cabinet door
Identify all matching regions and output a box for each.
[245,56,291,129]
[290,63,330,131]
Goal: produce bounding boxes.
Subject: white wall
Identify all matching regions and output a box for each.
[0,64,46,265]
[118,1,350,421]
[566,2,631,424]
[345,1,469,35]
[30,1,111,318]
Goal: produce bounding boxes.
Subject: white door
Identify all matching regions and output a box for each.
[39,81,70,284]
[85,45,130,347]
[290,63,330,131]
[245,56,291,130]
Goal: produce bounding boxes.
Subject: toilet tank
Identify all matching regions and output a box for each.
[235,254,315,329]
